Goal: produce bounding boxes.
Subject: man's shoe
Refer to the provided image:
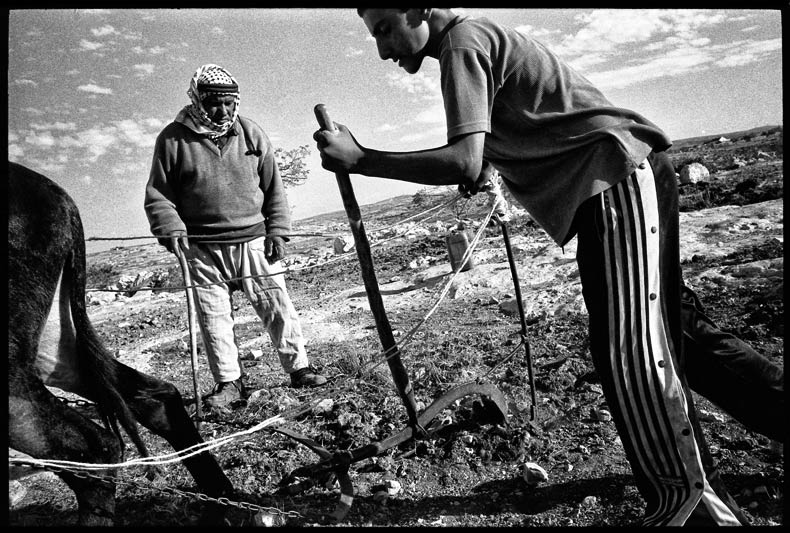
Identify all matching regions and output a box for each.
[290,367,327,388]
[205,379,246,408]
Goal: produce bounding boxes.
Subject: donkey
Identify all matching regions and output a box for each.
[8,161,233,525]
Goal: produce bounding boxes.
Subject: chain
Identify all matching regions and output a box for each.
[12,461,302,519]
[57,396,96,408]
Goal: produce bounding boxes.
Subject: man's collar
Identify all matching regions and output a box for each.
[227,120,241,136]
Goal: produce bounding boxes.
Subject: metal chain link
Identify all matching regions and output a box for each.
[57,396,96,408]
[12,461,302,519]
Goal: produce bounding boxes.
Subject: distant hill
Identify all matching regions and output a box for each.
[670,124,782,151]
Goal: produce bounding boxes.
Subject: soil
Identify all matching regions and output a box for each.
[9,125,784,527]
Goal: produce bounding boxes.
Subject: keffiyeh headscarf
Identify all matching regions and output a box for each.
[175,64,240,139]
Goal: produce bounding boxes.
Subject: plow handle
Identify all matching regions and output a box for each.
[314,104,422,432]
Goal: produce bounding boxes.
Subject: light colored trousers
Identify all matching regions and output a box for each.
[183,236,309,383]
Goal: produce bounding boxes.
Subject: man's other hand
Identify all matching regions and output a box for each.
[265,235,286,264]
[458,159,496,198]
[160,231,188,256]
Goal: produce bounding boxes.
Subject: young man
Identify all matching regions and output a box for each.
[146,64,326,409]
[314,8,776,526]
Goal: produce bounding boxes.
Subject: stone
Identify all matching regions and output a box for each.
[698,409,726,423]
[591,408,612,422]
[499,299,520,316]
[333,235,354,254]
[312,398,334,415]
[581,495,598,507]
[240,348,263,361]
[679,163,710,185]
[253,511,284,527]
[384,479,402,496]
[8,480,27,508]
[521,462,549,485]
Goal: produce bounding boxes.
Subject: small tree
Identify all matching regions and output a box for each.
[275,145,311,188]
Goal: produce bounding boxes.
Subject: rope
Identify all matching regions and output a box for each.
[86,192,460,244]
[86,193,463,294]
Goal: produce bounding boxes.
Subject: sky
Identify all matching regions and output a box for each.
[7,8,783,254]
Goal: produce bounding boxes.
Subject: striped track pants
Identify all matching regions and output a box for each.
[574,154,743,526]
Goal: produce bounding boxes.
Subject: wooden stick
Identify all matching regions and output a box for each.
[314,104,421,431]
[175,244,203,430]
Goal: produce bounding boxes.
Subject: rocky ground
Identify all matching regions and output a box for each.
[9,125,784,527]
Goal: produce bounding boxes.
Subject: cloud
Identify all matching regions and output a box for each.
[21,107,44,116]
[714,37,782,68]
[79,9,111,15]
[13,79,38,87]
[8,144,25,158]
[386,71,441,100]
[30,121,78,131]
[91,25,119,37]
[399,125,445,144]
[375,123,397,132]
[514,24,560,39]
[345,47,364,57]
[77,83,113,95]
[142,117,166,129]
[134,63,155,75]
[414,104,446,125]
[131,45,168,55]
[79,39,104,51]
[586,48,709,89]
[548,9,780,90]
[36,162,68,176]
[115,119,158,149]
[552,9,731,58]
[24,131,57,148]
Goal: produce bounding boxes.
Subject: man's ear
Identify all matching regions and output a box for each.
[405,8,428,27]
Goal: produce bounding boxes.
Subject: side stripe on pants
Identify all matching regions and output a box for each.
[595,164,741,526]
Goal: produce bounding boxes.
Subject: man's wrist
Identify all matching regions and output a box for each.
[354,147,374,176]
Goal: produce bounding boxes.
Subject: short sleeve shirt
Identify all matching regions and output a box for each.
[439,17,672,245]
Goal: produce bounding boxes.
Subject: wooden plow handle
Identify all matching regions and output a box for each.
[314,104,422,432]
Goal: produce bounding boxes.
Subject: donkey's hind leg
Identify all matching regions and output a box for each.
[9,375,121,526]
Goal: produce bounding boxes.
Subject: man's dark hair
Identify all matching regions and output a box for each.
[357,8,410,17]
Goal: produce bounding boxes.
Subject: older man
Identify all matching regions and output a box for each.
[145,64,326,409]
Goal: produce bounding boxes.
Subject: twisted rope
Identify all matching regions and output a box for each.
[86,193,462,294]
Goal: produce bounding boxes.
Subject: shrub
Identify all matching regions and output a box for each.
[86,262,120,288]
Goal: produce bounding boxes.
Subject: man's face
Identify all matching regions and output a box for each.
[361,9,430,74]
[202,94,237,124]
